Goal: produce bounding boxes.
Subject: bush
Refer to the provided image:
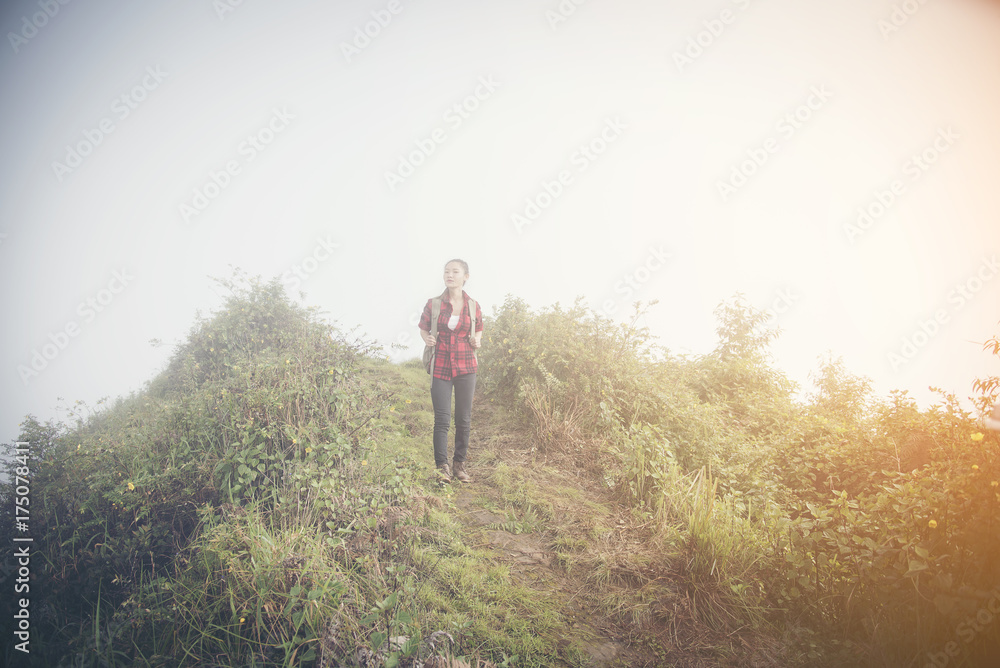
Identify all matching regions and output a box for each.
[0,273,396,666]
[477,292,1000,666]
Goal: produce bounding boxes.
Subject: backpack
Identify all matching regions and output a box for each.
[423,297,478,375]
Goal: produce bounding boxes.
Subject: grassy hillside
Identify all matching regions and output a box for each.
[2,276,998,667]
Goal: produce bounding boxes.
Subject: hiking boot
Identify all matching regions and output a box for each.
[452,461,471,483]
[436,463,452,484]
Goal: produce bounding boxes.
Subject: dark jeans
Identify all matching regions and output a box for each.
[431,372,477,467]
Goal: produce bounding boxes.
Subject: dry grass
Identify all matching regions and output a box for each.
[520,381,588,455]
[465,397,797,667]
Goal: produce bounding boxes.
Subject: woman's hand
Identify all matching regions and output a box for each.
[425,334,436,347]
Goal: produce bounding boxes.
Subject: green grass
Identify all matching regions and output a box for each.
[19,279,992,667]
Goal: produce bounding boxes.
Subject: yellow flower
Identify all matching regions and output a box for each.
[971,433,984,441]
[328,369,334,374]
[127,482,135,491]
[503,338,509,344]
[508,349,512,354]
[973,465,980,470]
[517,366,521,371]
[293,439,298,444]
[305,447,313,454]
[928,519,938,529]
[285,359,290,364]
[405,399,412,404]
[389,406,395,412]
[991,481,998,488]
[210,348,214,352]
[240,617,245,623]
[361,460,368,466]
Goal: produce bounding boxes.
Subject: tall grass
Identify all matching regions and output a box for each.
[477,292,1000,665]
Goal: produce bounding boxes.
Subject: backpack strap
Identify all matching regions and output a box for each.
[430,298,441,338]
[427,298,441,382]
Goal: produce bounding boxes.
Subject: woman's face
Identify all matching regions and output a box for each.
[444,263,467,288]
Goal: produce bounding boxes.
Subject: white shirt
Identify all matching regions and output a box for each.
[447,314,460,330]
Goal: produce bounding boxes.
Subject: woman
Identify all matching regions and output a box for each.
[418,259,484,483]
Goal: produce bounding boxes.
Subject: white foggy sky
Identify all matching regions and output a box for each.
[2,0,1000,441]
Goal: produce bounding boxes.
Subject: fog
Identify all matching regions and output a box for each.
[2,0,1000,444]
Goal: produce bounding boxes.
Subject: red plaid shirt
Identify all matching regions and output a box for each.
[418,290,484,381]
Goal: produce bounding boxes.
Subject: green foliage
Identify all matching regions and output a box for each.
[806,353,873,429]
[5,278,999,667]
[477,295,665,439]
[764,390,1000,665]
[476,291,1000,666]
[0,272,404,666]
[972,331,1000,411]
[1,273,578,668]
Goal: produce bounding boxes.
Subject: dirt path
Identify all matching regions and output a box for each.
[394,366,784,666]
[452,488,633,667]
[445,397,661,668]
